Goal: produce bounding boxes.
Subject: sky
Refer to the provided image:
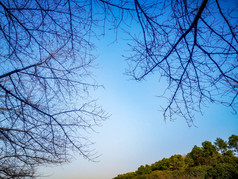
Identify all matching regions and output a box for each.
[0,1,237,179]
[38,23,238,178]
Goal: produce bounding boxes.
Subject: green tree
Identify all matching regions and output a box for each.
[158,158,170,170]
[202,141,218,165]
[168,154,186,171]
[184,155,194,168]
[228,135,238,155]
[136,165,145,175]
[207,163,238,179]
[189,145,204,166]
[113,172,136,179]
[215,138,228,155]
[224,150,235,157]
[136,164,151,175]
[114,135,238,179]
[202,141,217,157]
[151,158,171,171]
[222,152,237,165]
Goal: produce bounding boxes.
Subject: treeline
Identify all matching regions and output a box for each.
[113,135,238,179]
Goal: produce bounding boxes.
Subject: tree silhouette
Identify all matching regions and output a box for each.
[0,1,107,178]
[0,0,238,178]
[99,0,238,125]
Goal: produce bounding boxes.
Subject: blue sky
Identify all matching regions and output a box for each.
[0,1,237,178]
[39,24,238,179]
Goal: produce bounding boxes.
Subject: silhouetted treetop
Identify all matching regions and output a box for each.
[99,0,238,124]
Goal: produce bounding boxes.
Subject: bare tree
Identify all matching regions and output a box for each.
[0,0,237,177]
[98,0,238,125]
[0,0,107,178]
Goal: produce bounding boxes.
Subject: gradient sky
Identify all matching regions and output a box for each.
[39,1,238,178]
[38,31,238,179]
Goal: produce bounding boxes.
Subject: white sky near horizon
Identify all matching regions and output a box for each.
[38,27,238,179]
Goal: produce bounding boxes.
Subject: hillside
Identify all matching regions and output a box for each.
[113,135,238,179]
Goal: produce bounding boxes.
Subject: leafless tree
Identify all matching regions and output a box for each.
[98,0,238,125]
[0,0,237,177]
[0,0,107,178]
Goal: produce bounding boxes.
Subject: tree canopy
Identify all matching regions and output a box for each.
[114,134,238,179]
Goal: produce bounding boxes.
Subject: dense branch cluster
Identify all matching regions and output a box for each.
[0,1,107,178]
[99,0,238,124]
[132,0,238,123]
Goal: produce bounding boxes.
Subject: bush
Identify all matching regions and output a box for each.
[113,172,136,179]
[206,163,238,179]
[185,165,212,177]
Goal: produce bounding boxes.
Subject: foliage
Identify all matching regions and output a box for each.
[188,145,203,166]
[136,165,152,175]
[168,154,186,171]
[114,172,137,179]
[185,165,212,177]
[207,163,238,179]
[215,138,228,155]
[201,141,218,165]
[113,135,238,179]
[151,158,170,171]
[228,134,238,155]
